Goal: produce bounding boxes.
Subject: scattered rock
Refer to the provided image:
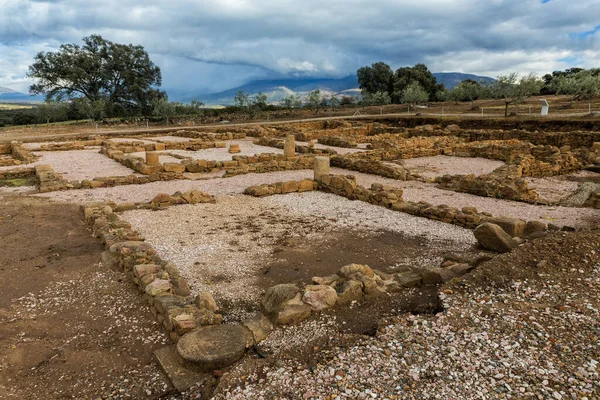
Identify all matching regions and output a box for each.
[474,223,517,253]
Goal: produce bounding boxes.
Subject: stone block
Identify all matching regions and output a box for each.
[314,156,330,182]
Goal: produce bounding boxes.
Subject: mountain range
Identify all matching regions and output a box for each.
[1,72,495,105]
[183,72,495,105]
[0,86,43,103]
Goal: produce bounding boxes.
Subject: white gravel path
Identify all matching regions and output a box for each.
[525,171,597,204]
[403,155,505,179]
[122,192,476,321]
[33,149,137,181]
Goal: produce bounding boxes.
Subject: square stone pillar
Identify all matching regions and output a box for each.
[314,156,330,182]
[146,151,159,165]
[284,135,295,158]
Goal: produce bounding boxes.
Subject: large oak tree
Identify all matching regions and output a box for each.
[28,35,165,116]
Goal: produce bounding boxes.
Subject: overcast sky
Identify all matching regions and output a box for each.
[1,0,599,95]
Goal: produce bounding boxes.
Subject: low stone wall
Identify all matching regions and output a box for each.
[244,179,315,196]
[114,189,216,212]
[465,129,600,149]
[0,167,36,180]
[102,147,186,179]
[104,139,228,153]
[35,161,182,193]
[83,200,222,341]
[30,139,104,151]
[171,130,246,141]
[317,136,358,148]
[0,157,21,167]
[0,144,11,154]
[253,137,336,155]
[366,135,463,159]
[224,155,315,177]
[11,142,38,164]
[36,164,67,193]
[330,155,411,180]
[435,170,540,203]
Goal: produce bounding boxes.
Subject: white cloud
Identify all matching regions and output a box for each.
[0,0,599,93]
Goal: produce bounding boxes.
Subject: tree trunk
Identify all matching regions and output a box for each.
[505,101,509,117]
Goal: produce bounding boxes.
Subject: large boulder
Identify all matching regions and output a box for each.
[474,223,517,253]
[488,216,526,237]
[302,285,338,311]
[339,264,374,279]
[260,284,300,315]
[336,280,363,305]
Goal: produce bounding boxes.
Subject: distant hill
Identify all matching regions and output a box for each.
[433,72,496,89]
[189,72,494,105]
[186,76,360,105]
[0,87,43,103]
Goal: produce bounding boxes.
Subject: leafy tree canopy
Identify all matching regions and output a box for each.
[28,34,164,116]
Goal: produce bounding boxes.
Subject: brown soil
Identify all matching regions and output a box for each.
[257,228,453,337]
[0,196,172,399]
[258,230,452,287]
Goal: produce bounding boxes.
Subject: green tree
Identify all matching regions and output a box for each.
[152,98,176,124]
[492,73,542,117]
[401,82,429,105]
[280,94,302,109]
[234,90,250,108]
[393,64,442,103]
[74,97,106,121]
[28,34,163,116]
[37,101,67,124]
[305,90,322,112]
[252,92,268,109]
[330,94,340,109]
[554,70,600,101]
[450,80,484,107]
[357,62,395,96]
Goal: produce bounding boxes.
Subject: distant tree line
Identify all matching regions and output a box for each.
[357,61,600,116]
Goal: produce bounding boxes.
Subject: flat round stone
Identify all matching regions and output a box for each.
[176,324,250,372]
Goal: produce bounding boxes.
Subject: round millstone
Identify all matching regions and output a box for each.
[176,324,251,372]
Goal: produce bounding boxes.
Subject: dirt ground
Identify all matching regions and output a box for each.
[0,196,174,399]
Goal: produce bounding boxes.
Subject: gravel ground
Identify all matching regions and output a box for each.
[33,149,137,181]
[0,185,36,195]
[526,171,598,204]
[1,263,172,398]
[122,192,475,321]
[215,230,600,400]
[296,141,366,155]
[330,167,600,228]
[403,155,505,179]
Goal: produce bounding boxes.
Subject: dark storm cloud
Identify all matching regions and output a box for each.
[1,0,599,92]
